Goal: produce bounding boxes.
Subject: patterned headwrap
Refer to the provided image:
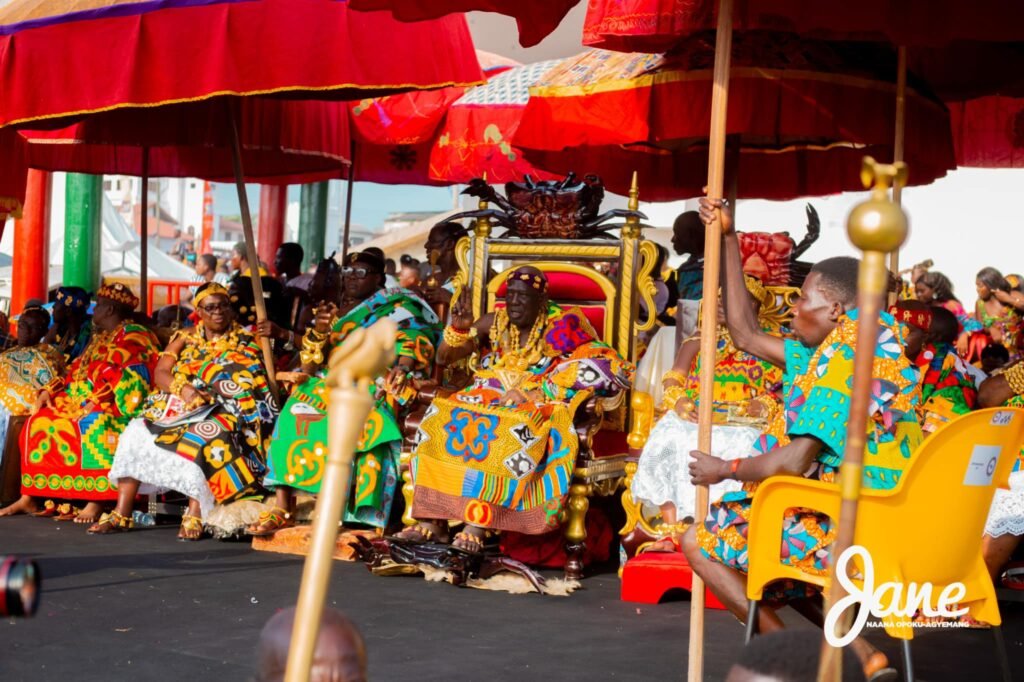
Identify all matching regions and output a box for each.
[55,286,90,311]
[889,302,933,332]
[96,282,140,310]
[193,282,229,308]
[509,267,548,293]
[743,275,774,309]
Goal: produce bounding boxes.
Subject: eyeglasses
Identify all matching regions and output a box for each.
[342,267,378,279]
[199,303,232,313]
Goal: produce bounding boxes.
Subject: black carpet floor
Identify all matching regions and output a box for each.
[1,516,1022,681]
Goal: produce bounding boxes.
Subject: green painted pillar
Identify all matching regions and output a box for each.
[298,181,329,267]
[64,173,103,291]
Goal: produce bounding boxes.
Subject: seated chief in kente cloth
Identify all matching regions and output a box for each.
[254,250,440,535]
[399,266,634,553]
[632,275,783,551]
[98,283,278,539]
[681,198,923,677]
[0,283,159,524]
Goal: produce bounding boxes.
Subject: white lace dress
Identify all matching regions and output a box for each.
[985,470,1024,537]
[632,410,761,519]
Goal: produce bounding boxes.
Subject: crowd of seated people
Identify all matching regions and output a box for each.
[0,215,1020,655]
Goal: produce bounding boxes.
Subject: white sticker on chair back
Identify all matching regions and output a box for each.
[963,445,1002,487]
[991,411,1014,427]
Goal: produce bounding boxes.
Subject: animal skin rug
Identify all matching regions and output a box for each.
[419,565,580,596]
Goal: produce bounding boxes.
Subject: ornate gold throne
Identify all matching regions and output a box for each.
[399,175,659,580]
[619,285,801,560]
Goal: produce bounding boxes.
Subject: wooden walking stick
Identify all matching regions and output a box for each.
[689,1,734,680]
[284,318,397,682]
[817,157,909,682]
[228,114,280,399]
[887,46,907,307]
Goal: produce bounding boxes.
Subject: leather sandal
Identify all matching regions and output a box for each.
[245,507,294,537]
[87,511,133,535]
[450,530,485,555]
[178,514,205,541]
[54,503,80,522]
[30,500,58,518]
[390,523,446,545]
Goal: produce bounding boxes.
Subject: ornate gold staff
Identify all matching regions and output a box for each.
[284,318,397,682]
[817,158,909,681]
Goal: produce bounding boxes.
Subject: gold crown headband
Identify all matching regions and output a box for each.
[96,283,139,309]
[511,269,547,292]
[193,283,229,308]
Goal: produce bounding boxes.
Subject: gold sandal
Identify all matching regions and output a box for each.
[178,514,204,541]
[87,510,133,535]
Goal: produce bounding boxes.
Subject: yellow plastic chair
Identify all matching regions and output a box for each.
[745,407,1024,682]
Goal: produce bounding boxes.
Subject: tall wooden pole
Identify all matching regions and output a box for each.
[817,159,909,682]
[887,46,906,306]
[11,170,50,316]
[140,148,149,314]
[284,320,395,682]
[341,138,356,264]
[229,116,279,398]
[690,1,733,680]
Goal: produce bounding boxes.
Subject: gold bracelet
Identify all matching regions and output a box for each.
[169,373,190,397]
[1006,362,1024,396]
[159,350,179,362]
[662,384,693,412]
[443,325,477,348]
[662,369,689,387]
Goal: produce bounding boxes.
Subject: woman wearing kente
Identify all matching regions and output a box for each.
[0,307,63,468]
[96,283,278,539]
[44,286,93,362]
[680,198,922,678]
[892,301,977,435]
[0,284,158,523]
[400,266,633,553]
[253,251,439,535]
[632,275,783,552]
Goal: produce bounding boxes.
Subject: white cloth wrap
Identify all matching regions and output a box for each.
[108,419,217,519]
[632,411,760,519]
[986,470,1024,538]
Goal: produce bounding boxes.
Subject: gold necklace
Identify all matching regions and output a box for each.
[493,309,547,371]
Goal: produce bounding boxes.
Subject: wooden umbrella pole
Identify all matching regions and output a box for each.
[340,137,356,264]
[689,1,733,680]
[284,320,396,682]
[140,147,149,314]
[816,158,908,682]
[229,115,280,399]
[887,46,907,306]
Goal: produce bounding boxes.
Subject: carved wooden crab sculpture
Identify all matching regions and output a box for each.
[442,173,646,239]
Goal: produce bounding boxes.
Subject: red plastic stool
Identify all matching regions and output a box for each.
[620,552,727,609]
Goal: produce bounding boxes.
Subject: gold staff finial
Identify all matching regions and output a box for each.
[622,171,642,239]
[848,157,909,254]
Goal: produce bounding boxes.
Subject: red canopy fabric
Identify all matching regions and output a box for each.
[349,0,580,48]
[949,97,1024,168]
[0,0,484,129]
[515,38,956,200]
[20,98,351,185]
[429,60,564,184]
[583,0,1024,53]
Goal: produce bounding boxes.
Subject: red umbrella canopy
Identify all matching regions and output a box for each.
[583,0,1024,53]
[20,97,351,185]
[348,0,580,48]
[429,60,564,184]
[346,52,520,185]
[0,0,484,130]
[515,35,956,200]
